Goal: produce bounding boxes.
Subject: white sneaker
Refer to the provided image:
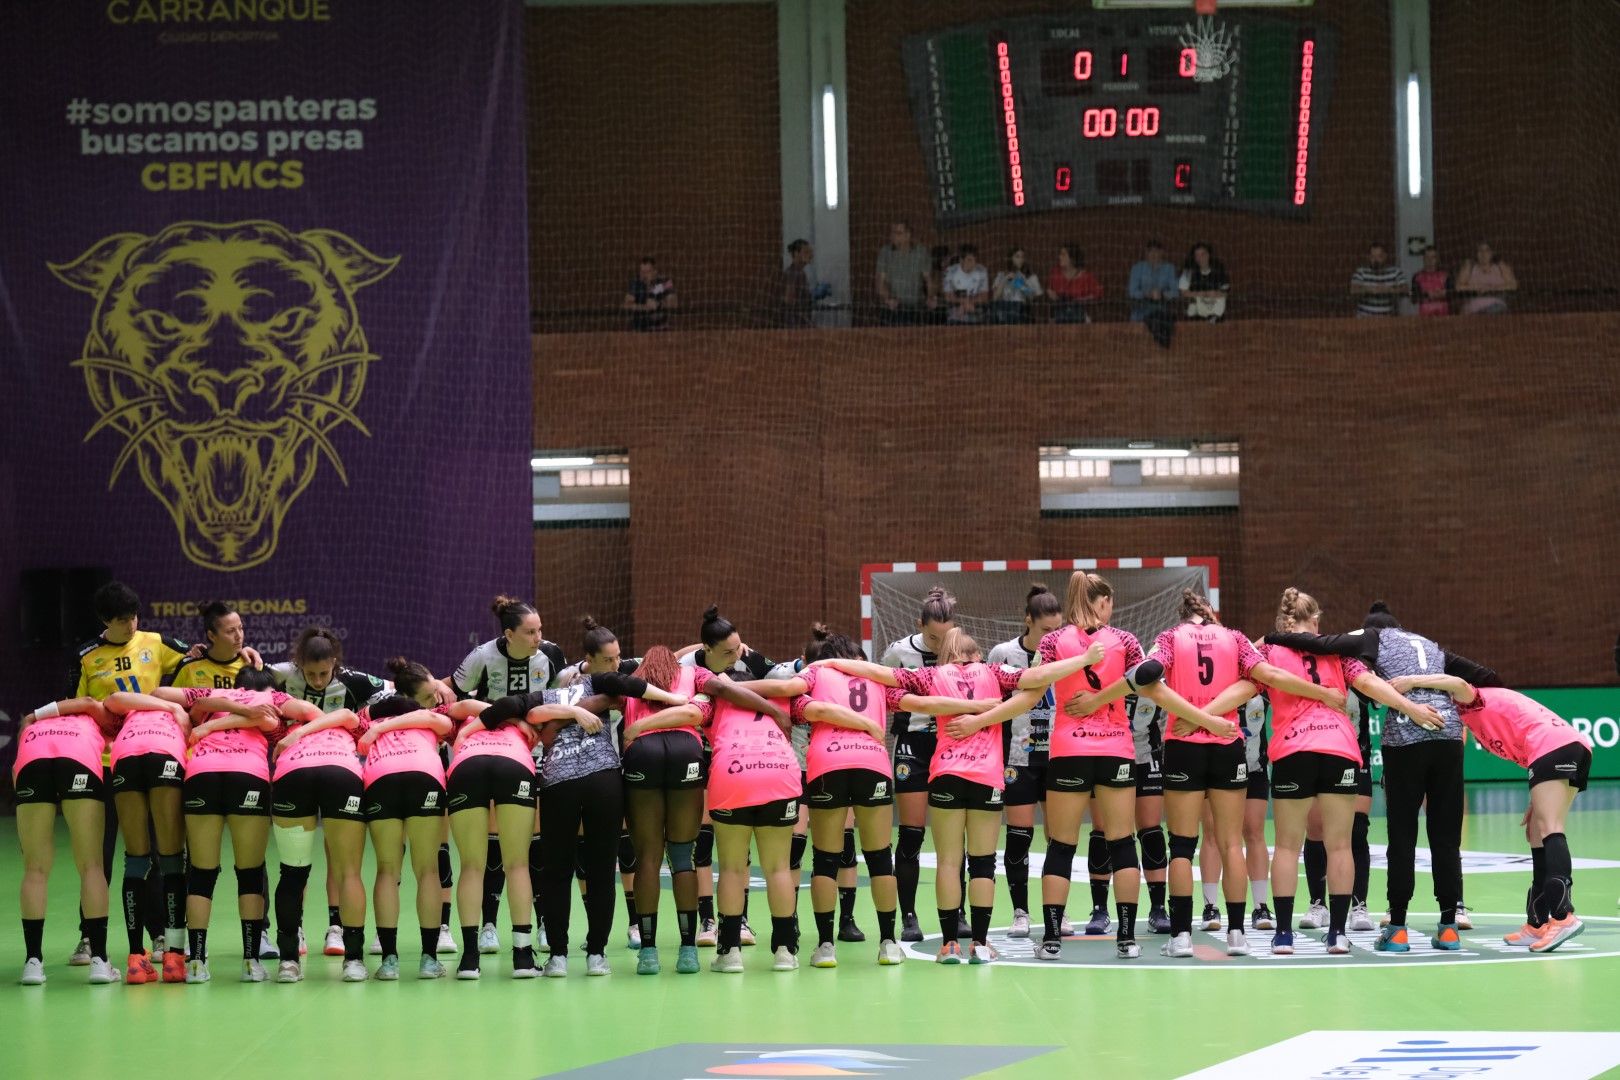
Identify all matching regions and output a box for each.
[326,922,347,957]
[368,935,382,956]
[87,956,121,985]
[543,954,568,978]
[1036,939,1063,961]
[810,942,838,968]
[877,940,906,966]
[695,918,718,947]
[739,920,757,947]
[1226,929,1251,956]
[456,965,481,981]
[297,927,307,957]
[1060,917,1075,936]
[241,959,268,983]
[772,946,798,971]
[1116,939,1141,959]
[626,924,641,950]
[1380,911,1392,928]
[711,948,745,973]
[341,959,367,982]
[19,958,46,985]
[1300,902,1329,930]
[257,931,279,960]
[585,953,611,976]
[419,956,447,980]
[1161,932,1194,958]
[969,943,997,965]
[276,960,303,983]
[511,957,540,979]
[477,923,499,954]
[1349,903,1375,932]
[436,925,458,955]
[1007,910,1031,939]
[69,936,92,966]
[1455,905,1474,931]
[186,959,211,983]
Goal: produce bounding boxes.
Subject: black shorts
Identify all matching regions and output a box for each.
[1528,742,1592,792]
[893,730,935,794]
[272,766,366,821]
[710,797,799,827]
[1047,755,1137,796]
[447,756,536,811]
[1134,754,1164,798]
[1163,739,1249,793]
[110,752,184,793]
[806,768,893,809]
[621,731,706,790]
[365,771,448,820]
[13,758,105,804]
[1246,763,1270,800]
[1270,752,1360,800]
[928,773,1004,812]
[1356,766,1373,798]
[183,770,271,816]
[1002,764,1046,807]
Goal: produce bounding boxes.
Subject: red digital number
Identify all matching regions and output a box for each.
[1054,165,1072,192]
[1082,107,1118,139]
[1073,50,1092,81]
[1294,40,1315,205]
[1174,161,1192,189]
[1125,107,1160,137]
[996,41,1025,207]
[1119,51,1129,77]
[1179,48,1197,78]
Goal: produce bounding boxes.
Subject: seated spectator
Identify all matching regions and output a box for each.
[623,256,677,331]
[1045,243,1103,323]
[1127,239,1179,323]
[778,238,815,328]
[943,244,989,324]
[1456,241,1516,314]
[1349,242,1405,316]
[990,248,1041,324]
[1179,242,1230,322]
[874,221,933,324]
[1410,245,1452,316]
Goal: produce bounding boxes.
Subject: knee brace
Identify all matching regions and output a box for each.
[967,853,997,881]
[617,830,637,874]
[1107,836,1140,872]
[812,847,842,882]
[1042,840,1078,881]
[1004,826,1034,869]
[437,843,454,889]
[862,846,894,878]
[666,839,695,875]
[840,828,858,869]
[529,832,544,875]
[236,864,267,898]
[187,865,220,900]
[1168,832,1199,864]
[274,824,316,868]
[1137,827,1168,871]
[896,825,926,862]
[1086,830,1111,876]
[124,853,153,880]
[693,824,715,869]
[789,832,808,872]
[159,853,185,876]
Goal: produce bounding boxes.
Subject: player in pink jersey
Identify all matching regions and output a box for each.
[1392,673,1594,953]
[14,697,119,986]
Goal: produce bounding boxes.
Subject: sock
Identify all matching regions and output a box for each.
[438,843,453,891]
[528,834,545,937]
[896,825,925,917]
[936,908,956,942]
[440,901,452,927]
[877,909,896,942]
[1201,881,1219,906]
[1227,901,1247,932]
[1147,880,1166,909]
[327,904,340,927]
[1116,901,1138,942]
[1440,903,1458,926]
[1352,812,1371,903]
[419,927,438,958]
[1090,881,1109,909]
[624,892,637,927]
[1275,895,1294,932]
[23,918,45,962]
[1328,894,1351,936]
[677,909,696,948]
[85,915,109,962]
[1303,840,1327,906]
[1528,846,1548,925]
[482,836,504,926]
[343,925,364,963]
[1541,832,1574,920]
[771,915,798,953]
[718,914,742,952]
[1169,895,1194,935]
[970,905,992,945]
[839,887,857,923]
[698,896,715,924]
[123,873,147,953]
[459,926,479,964]
[1004,826,1034,911]
[638,912,657,949]
[378,926,398,958]
[190,927,208,963]
[511,924,534,969]
[790,833,807,872]
[1389,898,1408,926]
[1043,903,1066,941]
[815,910,835,946]
[241,919,258,961]
[1250,877,1270,907]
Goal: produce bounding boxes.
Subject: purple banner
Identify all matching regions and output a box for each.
[0,0,532,707]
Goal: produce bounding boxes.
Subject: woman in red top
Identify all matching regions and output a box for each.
[1045,243,1103,323]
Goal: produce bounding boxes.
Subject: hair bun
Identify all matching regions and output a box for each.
[1368,601,1390,614]
[1026,583,1051,599]
[384,655,410,676]
[490,594,518,616]
[702,605,722,623]
[810,622,830,641]
[581,615,598,632]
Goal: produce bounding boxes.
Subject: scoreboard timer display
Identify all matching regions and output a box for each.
[901,13,1338,224]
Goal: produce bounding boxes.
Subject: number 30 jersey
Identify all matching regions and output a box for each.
[74,630,188,700]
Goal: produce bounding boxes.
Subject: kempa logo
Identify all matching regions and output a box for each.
[1168,772,1192,784]
[274,801,297,813]
[624,771,646,783]
[1274,782,1300,793]
[185,797,206,809]
[1055,776,1085,787]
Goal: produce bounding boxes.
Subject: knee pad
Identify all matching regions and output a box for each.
[274,824,316,868]
[840,828,857,869]
[666,839,695,875]
[1137,827,1168,871]
[896,825,926,862]
[789,832,808,872]
[967,853,997,881]
[1086,830,1110,876]
[529,833,544,874]
[574,851,589,882]
[1126,658,1164,690]
[862,846,894,878]
[1168,832,1199,863]
[617,831,638,874]
[485,834,503,870]
[1004,826,1034,868]
[1042,840,1078,881]
[159,854,185,876]
[1107,836,1140,872]
[124,853,153,880]
[236,864,267,898]
[693,824,715,869]
[812,848,842,882]
[437,843,454,889]
[187,865,220,900]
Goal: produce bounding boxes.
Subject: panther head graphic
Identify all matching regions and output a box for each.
[50,220,398,571]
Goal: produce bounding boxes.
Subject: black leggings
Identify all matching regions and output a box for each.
[1382,740,1464,921]
[539,770,624,956]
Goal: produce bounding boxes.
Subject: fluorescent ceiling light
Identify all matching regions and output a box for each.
[1406,73,1422,198]
[822,85,839,210]
[1068,446,1190,459]
[531,456,595,469]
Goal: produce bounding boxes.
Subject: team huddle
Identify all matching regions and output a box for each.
[13,573,1595,985]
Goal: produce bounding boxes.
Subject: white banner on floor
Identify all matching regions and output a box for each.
[1179,1031,1620,1080]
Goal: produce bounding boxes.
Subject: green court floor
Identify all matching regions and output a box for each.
[5,783,1619,1080]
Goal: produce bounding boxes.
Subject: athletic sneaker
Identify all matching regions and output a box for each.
[257,931,279,960]
[537,924,549,951]
[87,957,121,985]
[1431,924,1462,952]
[511,956,540,979]
[455,964,481,981]
[324,924,344,956]
[675,945,699,974]
[1270,930,1294,955]
[877,940,906,966]
[1298,902,1326,930]
[1252,904,1276,931]
[1324,932,1350,955]
[1116,939,1141,960]
[696,918,718,947]
[418,956,446,979]
[1454,905,1474,931]
[437,925,458,955]
[739,920,757,947]
[186,958,211,983]
[838,919,866,943]
[934,941,963,965]
[241,959,268,983]
[1008,910,1031,939]
[1083,906,1111,935]
[477,923,499,954]
[1226,929,1251,956]
[1060,917,1075,936]
[969,943,997,965]
[340,959,367,982]
[277,960,303,983]
[810,942,838,968]
[69,936,92,966]
[126,952,156,984]
[1036,938,1063,961]
[543,955,568,978]
[711,948,745,973]
[298,927,307,957]
[1503,922,1545,946]
[1374,926,1410,953]
[1379,911,1392,927]
[162,952,187,983]
[1530,913,1584,954]
[900,913,923,943]
[1200,904,1222,931]
[586,953,611,976]
[636,946,660,975]
[1349,903,1375,932]
[773,946,798,971]
[625,924,641,951]
[375,955,400,981]
[1147,906,1172,934]
[368,935,382,956]
[1161,931,1193,958]
[19,958,46,986]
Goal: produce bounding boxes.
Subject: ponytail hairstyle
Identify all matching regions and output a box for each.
[200,599,237,636]
[1024,583,1061,622]
[385,655,435,701]
[637,644,681,692]
[1062,571,1114,629]
[291,626,343,666]
[233,665,274,691]
[939,627,982,666]
[917,585,956,627]
[1178,588,1219,626]
[803,623,865,663]
[490,594,537,632]
[580,615,618,658]
[1275,587,1322,633]
[700,605,737,648]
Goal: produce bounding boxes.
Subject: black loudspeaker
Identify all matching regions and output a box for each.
[18,567,112,648]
